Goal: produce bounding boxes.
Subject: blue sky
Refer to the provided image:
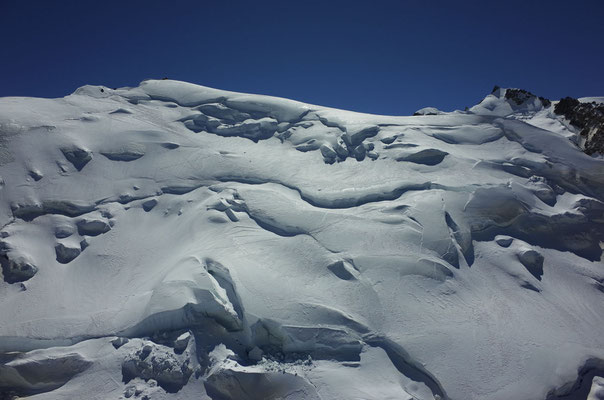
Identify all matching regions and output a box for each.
[1,0,603,115]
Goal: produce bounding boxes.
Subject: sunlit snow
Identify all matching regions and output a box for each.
[0,80,603,400]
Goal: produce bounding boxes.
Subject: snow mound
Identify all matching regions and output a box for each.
[413,106,443,116]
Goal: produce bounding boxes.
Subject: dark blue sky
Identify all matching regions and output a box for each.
[2,0,603,115]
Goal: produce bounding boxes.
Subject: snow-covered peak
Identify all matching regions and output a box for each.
[469,87,551,117]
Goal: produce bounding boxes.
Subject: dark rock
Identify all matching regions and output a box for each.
[55,243,81,264]
[554,97,604,155]
[504,88,551,108]
[554,97,581,119]
[505,89,533,105]
[1,254,38,283]
[77,219,111,236]
[142,199,158,212]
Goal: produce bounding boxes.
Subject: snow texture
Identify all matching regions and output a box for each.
[0,80,603,400]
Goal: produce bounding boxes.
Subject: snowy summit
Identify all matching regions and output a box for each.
[0,80,603,400]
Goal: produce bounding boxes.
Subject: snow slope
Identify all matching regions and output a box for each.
[0,80,603,400]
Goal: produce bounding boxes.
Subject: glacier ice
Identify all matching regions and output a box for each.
[0,81,603,399]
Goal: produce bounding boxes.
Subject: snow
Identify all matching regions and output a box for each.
[588,376,604,400]
[580,97,604,104]
[0,80,603,400]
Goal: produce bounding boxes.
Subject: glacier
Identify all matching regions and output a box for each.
[0,80,603,400]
